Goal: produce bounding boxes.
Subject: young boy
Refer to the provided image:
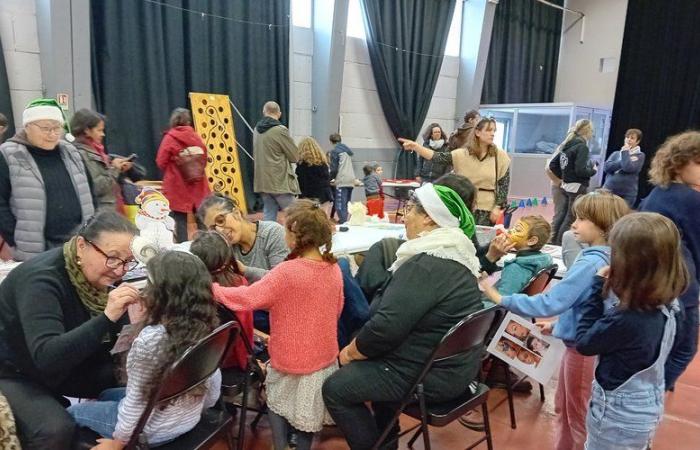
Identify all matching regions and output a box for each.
[363,163,384,218]
[495,215,553,295]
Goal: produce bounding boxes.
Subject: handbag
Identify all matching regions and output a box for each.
[175,146,206,183]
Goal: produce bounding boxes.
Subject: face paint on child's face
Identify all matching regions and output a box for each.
[507,221,530,247]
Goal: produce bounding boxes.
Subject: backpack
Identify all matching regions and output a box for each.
[548,151,563,180]
[175,146,206,183]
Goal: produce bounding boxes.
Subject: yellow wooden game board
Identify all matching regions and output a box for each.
[189,92,247,211]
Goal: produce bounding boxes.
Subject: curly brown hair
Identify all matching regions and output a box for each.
[298,137,329,166]
[285,199,336,262]
[649,131,700,187]
[140,251,219,397]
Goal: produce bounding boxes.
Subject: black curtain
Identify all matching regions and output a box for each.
[481,0,563,104]
[0,34,15,142]
[360,0,455,178]
[91,0,290,209]
[609,0,700,200]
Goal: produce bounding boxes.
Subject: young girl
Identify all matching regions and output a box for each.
[295,137,333,216]
[362,163,384,218]
[67,251,221,449]
[190,230,254,370]
[575,212,687,449]
[213,199,344,450]
[481,190,630,450]
[640,131,700,390]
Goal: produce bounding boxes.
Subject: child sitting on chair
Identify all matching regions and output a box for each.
[495,215,553,295]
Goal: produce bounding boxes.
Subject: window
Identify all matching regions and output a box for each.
[292,0,312,28]
[346,0,366,39]
[445,0,463,56]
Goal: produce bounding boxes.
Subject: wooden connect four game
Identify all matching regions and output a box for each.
[189,92,247,212]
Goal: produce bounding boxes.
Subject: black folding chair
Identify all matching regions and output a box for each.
[217,306,268,450]
[372,307,498,450]
[76,321,240,450]
[488,264,558,429]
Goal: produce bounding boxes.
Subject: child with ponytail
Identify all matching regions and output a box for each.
[213,199,344,450]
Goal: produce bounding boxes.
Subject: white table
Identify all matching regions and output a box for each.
[332,223,406,254]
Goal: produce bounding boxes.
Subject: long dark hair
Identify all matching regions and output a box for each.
[140,251,219,396]
[190,230,246,287]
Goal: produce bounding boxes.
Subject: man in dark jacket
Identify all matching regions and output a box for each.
[253,101,299,221]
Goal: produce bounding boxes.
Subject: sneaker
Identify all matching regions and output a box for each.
[458,410,485,432]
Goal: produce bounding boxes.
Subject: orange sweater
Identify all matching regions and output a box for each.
[213,258,344,374]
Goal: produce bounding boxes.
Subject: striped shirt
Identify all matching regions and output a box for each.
[113,325,221,444]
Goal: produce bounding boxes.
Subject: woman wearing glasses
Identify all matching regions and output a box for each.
[0,211,141,450]
[0,98,94,261]
[400,117,511,226]
[322,174,488,449]
[197,192,289,332]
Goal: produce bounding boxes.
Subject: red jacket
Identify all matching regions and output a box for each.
[156,126,210,213]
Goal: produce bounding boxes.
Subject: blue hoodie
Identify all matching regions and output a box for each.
[500,245,610,345]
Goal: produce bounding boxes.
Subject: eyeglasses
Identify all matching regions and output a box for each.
[208,211,234,231]
[400,191,421,219]
[87,239,138,272]
[29,123,63,135]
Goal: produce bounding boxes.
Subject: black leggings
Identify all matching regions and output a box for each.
[171,211,205,243]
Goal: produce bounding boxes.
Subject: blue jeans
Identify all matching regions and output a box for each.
[585,383,663,449]
[665,306,699,389]
[67,387,126,438]
[261,193,295,222]
[334,187,353,223]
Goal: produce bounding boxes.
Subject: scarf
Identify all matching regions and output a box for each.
[428,139,445,150]
[64,237,109,316]
[389,227,481,278]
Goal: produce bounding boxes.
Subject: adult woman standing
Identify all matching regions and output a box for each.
[197,193,289,331]
[322,174,486,449]
[400,117,511,226]
[156,107,210,243]
[0,99,94,261]
[549,119,597,244]
[415,123,450,184]
[0,211,140,449]
[71,109,133,212]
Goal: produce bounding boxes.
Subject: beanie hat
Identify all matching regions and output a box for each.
[135,187,170,208]
[22,98,66,126]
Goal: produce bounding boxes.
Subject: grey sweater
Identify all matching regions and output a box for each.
[234,221,290,282]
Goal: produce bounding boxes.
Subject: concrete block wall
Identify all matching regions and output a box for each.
[0,0,42,128]
[339,36,460,187]
[290,26,314,143]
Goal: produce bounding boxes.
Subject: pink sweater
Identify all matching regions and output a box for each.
[213,258,344,374]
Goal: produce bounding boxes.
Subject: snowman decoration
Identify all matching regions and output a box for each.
[130,188,175,264]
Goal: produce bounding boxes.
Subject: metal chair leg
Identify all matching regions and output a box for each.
[539,382,545,402]
[503,362,517,429]
[482,402,494,450]
[417,386,431,450]
[407,427,422,448]
[236,365,252,450]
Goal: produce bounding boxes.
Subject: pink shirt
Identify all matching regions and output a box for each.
[213,258,344,374]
